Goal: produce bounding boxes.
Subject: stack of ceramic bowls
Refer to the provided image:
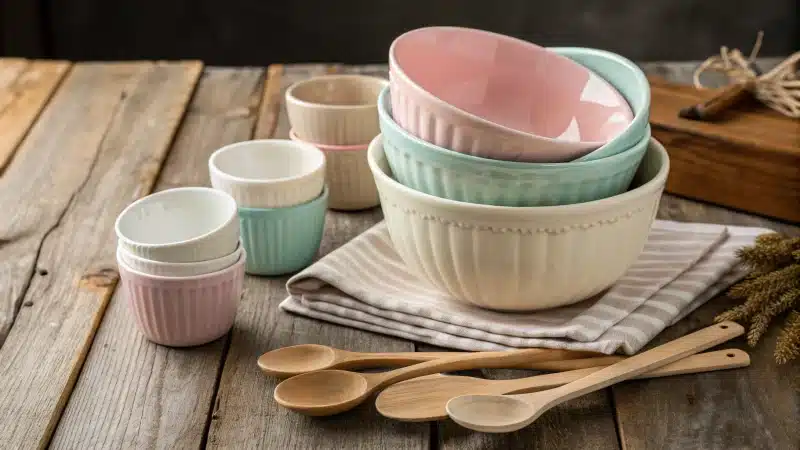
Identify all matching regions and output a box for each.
[114,187,244,347]
[365,26,668,311]
[209,139,328,276]
[286,74,388,211]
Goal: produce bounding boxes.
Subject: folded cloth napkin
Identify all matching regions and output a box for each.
[280,220,771,354]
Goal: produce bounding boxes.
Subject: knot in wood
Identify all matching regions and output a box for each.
[79,268,120,290]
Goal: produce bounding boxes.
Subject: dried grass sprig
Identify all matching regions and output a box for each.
[775,311,800,364]
[715,232,800,364]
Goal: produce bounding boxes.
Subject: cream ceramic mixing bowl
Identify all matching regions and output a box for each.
[367,134,669,311]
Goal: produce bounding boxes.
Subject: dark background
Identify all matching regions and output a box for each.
[1,0,797,64]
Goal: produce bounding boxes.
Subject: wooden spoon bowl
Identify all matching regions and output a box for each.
[274,370,369,416]
[446,322,744,433]
[272,347,578,416]
[375,349,750,422]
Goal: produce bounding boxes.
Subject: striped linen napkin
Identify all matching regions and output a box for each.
[280,220,770,354]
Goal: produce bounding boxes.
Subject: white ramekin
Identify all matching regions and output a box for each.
[117,242,243,277]
[115,187,240,263]
[367,134,669,311]
[209,139,326,209]
[286,74,388,146]
[290,130,379,211]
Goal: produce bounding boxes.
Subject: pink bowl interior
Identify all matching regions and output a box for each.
[392,27,634,144]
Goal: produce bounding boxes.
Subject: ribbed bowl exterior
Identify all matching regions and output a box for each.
[238,187,328,275]
[117,244,243,277]
[369,135,669,311]
[287,104,382,146]
[325,148,381,210]
[379,87,650,207]
[118,254,244,346]
[118,217,240,263]
[209,164,325,209]
[289,132,380,211]
[286,75,389,146]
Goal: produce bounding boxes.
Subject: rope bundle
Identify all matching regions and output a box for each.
[693,32,800,119]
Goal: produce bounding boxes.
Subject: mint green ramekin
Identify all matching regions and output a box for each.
[238,186,328,276]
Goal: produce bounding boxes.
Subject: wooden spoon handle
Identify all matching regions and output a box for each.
[522,355,625,372]
[531,321,744,406]
[368,348,559,390]
[502,349,749,394]
[343,348,599,371]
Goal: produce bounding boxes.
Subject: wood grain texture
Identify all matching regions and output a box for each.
[0,58,71,174]
[653,127,800,223]
[0,61,202,449]
[612,196,800,450]
[0,61,143,347]
[648,75,800,223]
[648,75,799,154]
[49,67,263,450]
[253,64,283,139]
[205,64,429,449]
[415,343,619,450]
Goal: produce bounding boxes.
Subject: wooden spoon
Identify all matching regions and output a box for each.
[375,349,749,421]
[445,321,744,433]
[257,343,601,377]
[272,347,590,416]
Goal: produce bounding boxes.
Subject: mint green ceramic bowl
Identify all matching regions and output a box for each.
[378,88,650,207]
[238,186,327,276]
[553,47,651,162]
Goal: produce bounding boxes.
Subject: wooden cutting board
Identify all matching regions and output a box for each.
[648,76,800,223]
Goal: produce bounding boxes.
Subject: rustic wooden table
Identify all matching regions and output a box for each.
[0,58,797,450]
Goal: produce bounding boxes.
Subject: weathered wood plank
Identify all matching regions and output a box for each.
[49,67,263,450]
[612,195,800,450]
[0,61,143,346]
[253,64,282,139]
[0,59,71,174]
[0,61,202,449]
[206,65,429,449]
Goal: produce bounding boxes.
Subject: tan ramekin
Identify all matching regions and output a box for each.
[291,130,379,211]
[286,74,388,146]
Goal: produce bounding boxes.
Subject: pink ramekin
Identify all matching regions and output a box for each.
[117,249,245,347]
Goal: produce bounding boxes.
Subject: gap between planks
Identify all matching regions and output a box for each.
[0,60,203,450]
[49,67,266,450]
[0,58,71,174]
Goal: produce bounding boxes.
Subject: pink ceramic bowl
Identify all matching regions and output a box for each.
[117,249,245,347]
[389,26,634,162]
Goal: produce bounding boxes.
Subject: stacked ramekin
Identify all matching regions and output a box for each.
[209,140,328,276]
[286,74,387,210]
[114,187,244,346]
